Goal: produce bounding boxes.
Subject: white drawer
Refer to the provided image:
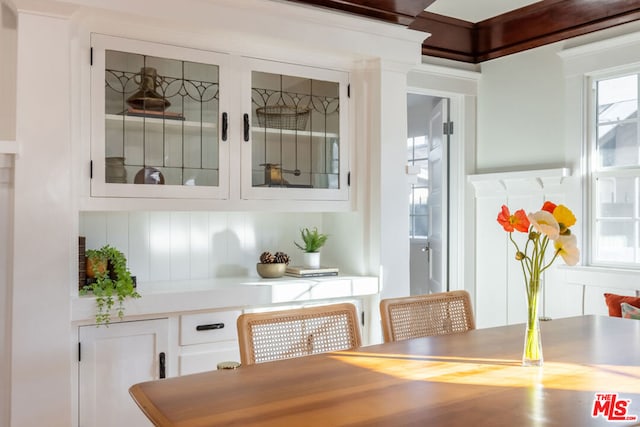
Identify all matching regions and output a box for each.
[180,310,241,346]
[179,346,241,376]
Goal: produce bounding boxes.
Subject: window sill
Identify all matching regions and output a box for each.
[559,265,640,292]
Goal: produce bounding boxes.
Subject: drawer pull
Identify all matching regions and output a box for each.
[196,323,225,331]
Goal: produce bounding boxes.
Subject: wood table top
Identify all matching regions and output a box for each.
[130,315,640,426]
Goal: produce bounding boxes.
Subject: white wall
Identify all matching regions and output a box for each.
[7,0,423,425]
[79,211,360,283]
[478,43,567,172]
[472,21,640,327]
[0,1,16,142]
[476,19,640,174]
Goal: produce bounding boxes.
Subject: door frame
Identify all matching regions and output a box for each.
[407,63,479,297]
[406,92,449,294]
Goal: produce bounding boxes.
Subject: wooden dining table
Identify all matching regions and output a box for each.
[130,315,640,426]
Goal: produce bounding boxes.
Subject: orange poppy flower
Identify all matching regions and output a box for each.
[541,201,557,214]
[497,205,530,233]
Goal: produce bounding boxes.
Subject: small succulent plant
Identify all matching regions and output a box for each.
[295,227,328,253]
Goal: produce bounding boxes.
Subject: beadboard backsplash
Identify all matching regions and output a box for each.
[79,211,328,283]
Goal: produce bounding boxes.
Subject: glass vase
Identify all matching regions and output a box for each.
[523,278,543,367]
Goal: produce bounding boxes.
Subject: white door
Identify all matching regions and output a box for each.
[427,99,448,294]
[407,94,449,295]
[79,318,169,427]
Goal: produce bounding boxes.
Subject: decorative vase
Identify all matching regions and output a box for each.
[303,252,320,268]
[523,278,543,367]
[256,263,286,278]
[85,256,107,279]
[126,67,171,112]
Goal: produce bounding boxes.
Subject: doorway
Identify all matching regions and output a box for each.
[407,93,449,296]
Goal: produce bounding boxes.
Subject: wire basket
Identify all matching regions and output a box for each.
[256,105,310,131]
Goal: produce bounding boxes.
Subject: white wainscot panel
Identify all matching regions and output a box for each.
[475,196,508,328]
[128,212,151,282]
[106,212,129,256]
[170,212,190,280]
[149,212,172,280]
[542,267,583,320]
[469,168,572,328]
[189,212,210,280]
[561,266,640,316]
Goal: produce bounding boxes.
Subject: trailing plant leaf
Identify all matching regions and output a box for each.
[80,245,140,326]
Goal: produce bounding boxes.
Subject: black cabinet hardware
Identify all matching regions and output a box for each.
[196,323,225,331]
[222,112,228,141]
[159,352,166,379]
[243,113,250,141]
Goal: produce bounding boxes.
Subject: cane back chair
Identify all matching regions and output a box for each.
[237,302,362,365]
[380,290,475,342]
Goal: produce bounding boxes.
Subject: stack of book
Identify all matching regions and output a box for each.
[285,266,339,278]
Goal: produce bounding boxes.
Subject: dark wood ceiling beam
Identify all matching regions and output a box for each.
[413,0,640,63]
[476,0,640,62]
[286,0,640,63]
[284,0,436,26]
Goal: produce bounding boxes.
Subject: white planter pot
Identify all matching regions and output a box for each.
[303,252,321,268]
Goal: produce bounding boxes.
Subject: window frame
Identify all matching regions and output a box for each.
[587,67,640,269]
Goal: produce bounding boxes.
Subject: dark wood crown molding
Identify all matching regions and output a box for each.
[409,12,475,63]
[287,0,640,63]
[284,0,436,26]
[412,0,640,63]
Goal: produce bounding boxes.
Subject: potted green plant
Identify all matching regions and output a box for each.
[294,227,328,268]
[80,244,140,325]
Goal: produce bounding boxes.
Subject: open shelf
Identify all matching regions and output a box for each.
[106,114,217,129]
[253,128,338,138]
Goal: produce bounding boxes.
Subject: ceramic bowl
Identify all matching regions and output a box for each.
[256,263,286,278]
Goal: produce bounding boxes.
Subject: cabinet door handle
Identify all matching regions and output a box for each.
[196,323,225,331]
[221,112,228,141]
[159,352,166,379]
[243,113,250,142]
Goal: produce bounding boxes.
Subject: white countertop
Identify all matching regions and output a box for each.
[71,275,379,322]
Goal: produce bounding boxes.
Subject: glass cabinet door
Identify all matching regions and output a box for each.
[91,35,229,199]
[241,58,349,201]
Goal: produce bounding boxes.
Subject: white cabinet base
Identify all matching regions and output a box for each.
[78,318,168,427]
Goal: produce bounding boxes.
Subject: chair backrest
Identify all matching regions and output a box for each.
[380,290,475,342]
[237,302,362,365]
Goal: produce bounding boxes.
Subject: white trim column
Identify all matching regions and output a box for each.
[0,153,14,427]
[11,11,74,426]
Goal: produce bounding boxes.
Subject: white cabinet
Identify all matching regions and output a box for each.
[78,318,169,427]
[178,309,242,375]
[240,57,350,202]
[89,34,350,207]
[90,34,230,200]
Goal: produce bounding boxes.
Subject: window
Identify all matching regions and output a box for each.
[407,135,429,239]
[590,72,640,267]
